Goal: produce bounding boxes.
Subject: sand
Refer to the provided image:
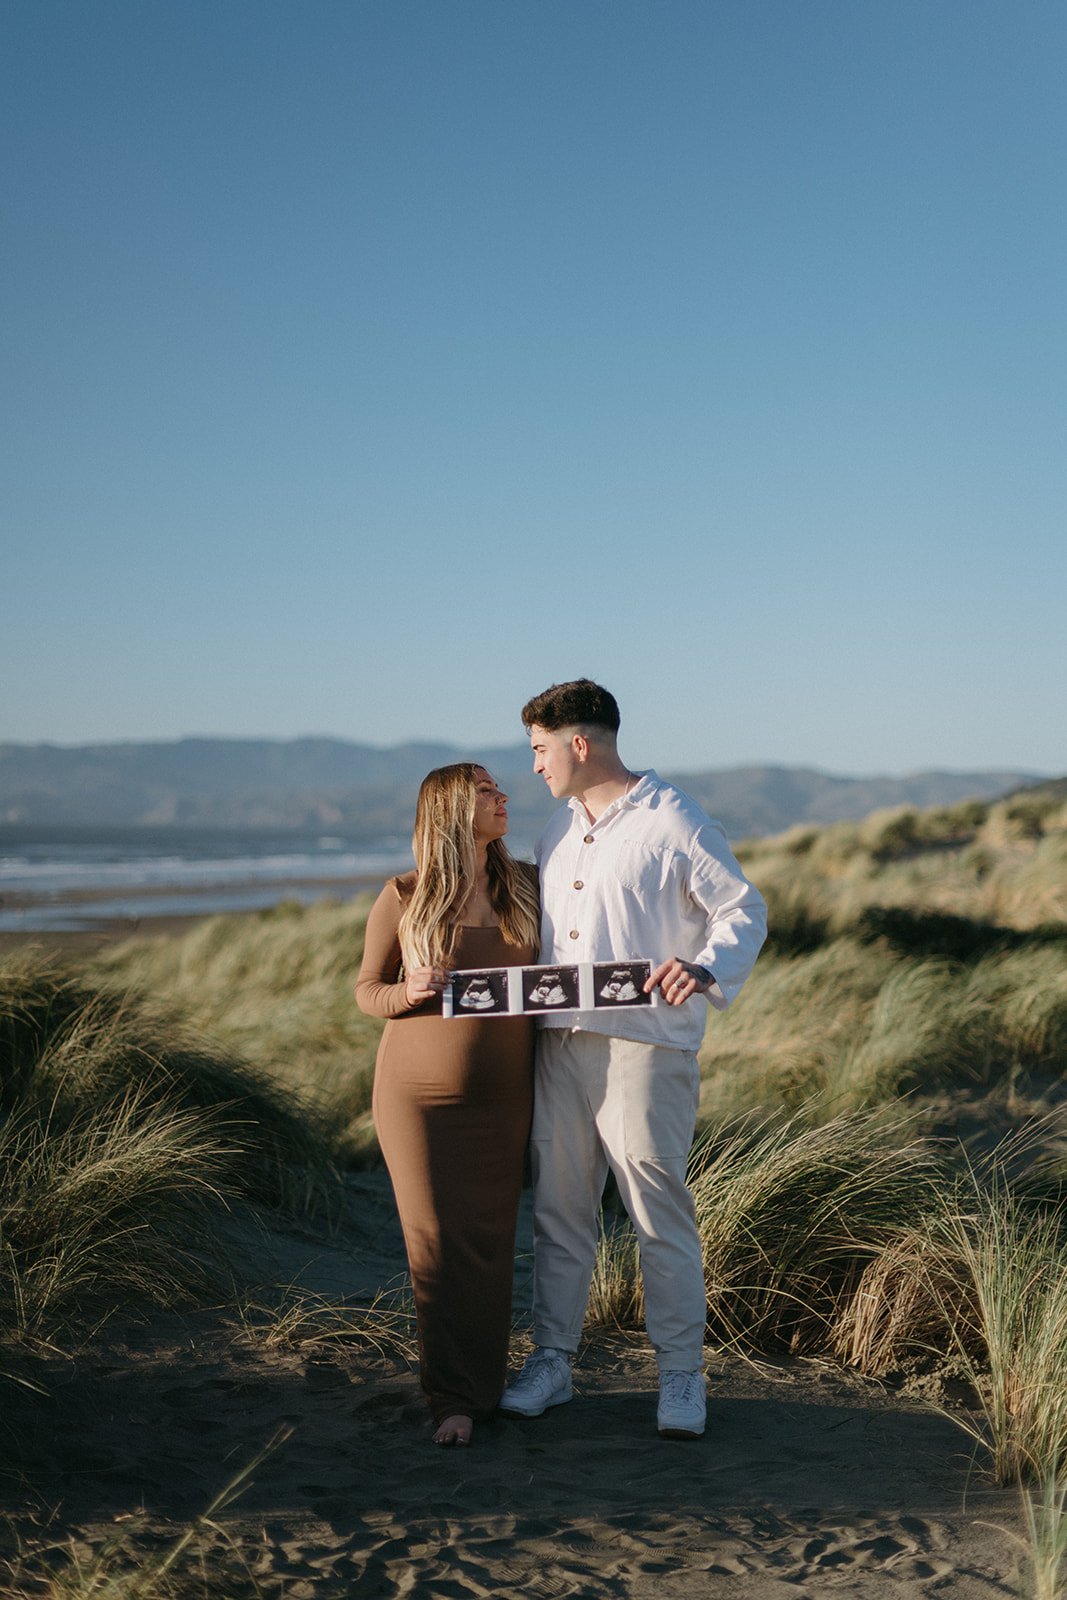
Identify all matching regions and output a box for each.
[0,915,1030,1596]
[3,1171,1027,1599]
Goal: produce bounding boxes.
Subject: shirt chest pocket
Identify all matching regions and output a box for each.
[609,844,672,896]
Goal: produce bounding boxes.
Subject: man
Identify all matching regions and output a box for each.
[500,680,767,1438]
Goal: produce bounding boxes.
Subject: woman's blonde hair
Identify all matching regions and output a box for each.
[397,763,540,971]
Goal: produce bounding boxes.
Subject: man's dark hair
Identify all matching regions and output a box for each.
[521,679,621,734]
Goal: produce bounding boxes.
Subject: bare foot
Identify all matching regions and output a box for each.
[432,1413,473,1447]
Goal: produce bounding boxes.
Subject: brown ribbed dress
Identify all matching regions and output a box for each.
[354,872,536,1424]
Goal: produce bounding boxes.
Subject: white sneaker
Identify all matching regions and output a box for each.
[499,1348,573,1417]
[657,1369,706,1438]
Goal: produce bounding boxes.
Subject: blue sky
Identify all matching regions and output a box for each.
[3,0,1064,776]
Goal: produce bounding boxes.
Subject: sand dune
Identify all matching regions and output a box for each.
[3,1171,1027,1599]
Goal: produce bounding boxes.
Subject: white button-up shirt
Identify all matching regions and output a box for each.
[536,770,767,1052]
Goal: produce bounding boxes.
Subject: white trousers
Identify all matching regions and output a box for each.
[530,1029,706,1372]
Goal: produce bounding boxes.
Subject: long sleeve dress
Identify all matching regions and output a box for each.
[354,871,537,1423]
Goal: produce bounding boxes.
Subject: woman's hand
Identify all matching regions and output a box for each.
[402,966,449,1006]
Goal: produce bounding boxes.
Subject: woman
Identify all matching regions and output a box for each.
[354,763,540,1446]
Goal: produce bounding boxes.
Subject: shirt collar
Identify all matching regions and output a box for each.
[568,769,659,824]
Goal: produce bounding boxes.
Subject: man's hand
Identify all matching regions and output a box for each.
[645,958,713,1006]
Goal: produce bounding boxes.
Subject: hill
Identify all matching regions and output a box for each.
[0,737,1048,840]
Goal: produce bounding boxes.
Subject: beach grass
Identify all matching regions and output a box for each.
[82,786,1067,1166]
[90,895,381,1166]
[2,781,1064,1498]
[234,1283,417,1362]
[0,949,341,1366]
[589,1110,943,1353]
[917,1177,1067,1485]
[1017,1465,1067,1600]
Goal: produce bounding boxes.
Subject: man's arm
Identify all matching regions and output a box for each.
[645,821,767,1010]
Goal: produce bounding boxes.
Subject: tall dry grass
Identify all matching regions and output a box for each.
[741,790,1067,940]
[699,935,1067,1130]
[86,788,1066,1159]
[941,1188,1067,1485]
[591,1108,1067,1491]
[93,896,381,1163]
[0,950,341,1363]
[589,1111,943,1353]
[1017,1465,1067,1600]
[0,1092,228,1349]
[7,784,1061,1495]
[836,1154,1067,1486]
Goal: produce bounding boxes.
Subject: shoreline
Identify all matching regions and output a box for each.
[0,869,397,915]
[0,871,390,955]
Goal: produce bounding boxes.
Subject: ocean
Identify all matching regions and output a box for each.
[0,825,418,933]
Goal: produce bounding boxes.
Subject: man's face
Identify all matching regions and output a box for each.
[528,724,582,799]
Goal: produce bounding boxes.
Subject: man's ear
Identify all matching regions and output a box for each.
[572,732,589,763]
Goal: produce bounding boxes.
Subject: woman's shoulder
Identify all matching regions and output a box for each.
[387,869,418,904]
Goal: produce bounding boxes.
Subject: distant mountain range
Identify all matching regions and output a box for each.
[0,738,1050,844]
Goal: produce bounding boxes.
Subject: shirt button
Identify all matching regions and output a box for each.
[569,929,579,940]
[583,834,594,844]
[573,880,583,890]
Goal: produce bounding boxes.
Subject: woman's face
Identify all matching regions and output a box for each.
[471,766,509,843]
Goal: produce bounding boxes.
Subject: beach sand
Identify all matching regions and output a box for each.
[0,910,1030,1596]
[4,1172,1026,1599]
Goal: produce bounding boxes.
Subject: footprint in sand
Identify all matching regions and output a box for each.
[782,1513,954,1585]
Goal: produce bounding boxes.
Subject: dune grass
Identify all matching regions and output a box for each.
[1017,1465,1067,1600]
[84,787,1066,1161]
[941,1190,1067,1485]
[589,1116,1067,1488]
[233,1283,417,1362]
[588,1111,943,1352]
[0,1091,229,1351]
[3,782,1063,1505]
[837,1171,1067,1486]
[700,931,1067,1131]
[91,896,381,1165]
[0,949,341,1365]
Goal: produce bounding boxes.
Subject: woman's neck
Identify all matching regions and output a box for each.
[459,846,497,927]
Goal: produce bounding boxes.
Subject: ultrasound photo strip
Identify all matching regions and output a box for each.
[442,960,657,1018]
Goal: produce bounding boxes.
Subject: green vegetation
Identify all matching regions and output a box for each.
[91,895,381,1166]
[584,789,1067,1492]
[706,792,1067,1128]
[590,1111,943,1349]
[0,781,1064,1566]
[86,791,1067,1162]
[0,948,341,1367]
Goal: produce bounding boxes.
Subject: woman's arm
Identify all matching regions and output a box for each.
[354,883,449,1018]
[354,884,416,1019]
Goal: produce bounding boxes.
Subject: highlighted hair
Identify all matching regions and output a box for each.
[398,763,540,971]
